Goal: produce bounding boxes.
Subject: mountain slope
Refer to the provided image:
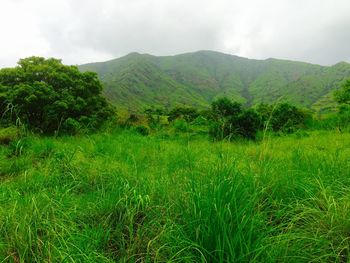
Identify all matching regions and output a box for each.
[79,51,350,110]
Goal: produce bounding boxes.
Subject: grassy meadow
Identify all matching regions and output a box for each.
[0,129,350,262]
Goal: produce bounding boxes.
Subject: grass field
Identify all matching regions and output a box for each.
[0,129,350,262]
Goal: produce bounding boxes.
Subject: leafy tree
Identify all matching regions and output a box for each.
[144,107,164,127]
[168,106,199,122]
[209,98,261,140]
[236,109,261,139]
[0,57,113,134]
[211,97,242,118]
[334,80,350,129]
[254,103,273,126]
[255,102,308,133]
[270,103,308,133]
[335,79,350,104]
[337,104,350,129]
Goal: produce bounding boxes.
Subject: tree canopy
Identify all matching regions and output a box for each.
[255,102,308,133]
[335,79,350,105]
[0,57,113,134]
[209,98,261,140]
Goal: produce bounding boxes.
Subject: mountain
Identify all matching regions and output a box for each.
[79,51,350,111]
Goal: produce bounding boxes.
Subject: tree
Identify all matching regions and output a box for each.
[334,79,350,129]
[254,103,274,129]
[255,102,308,133]
[0,57,113,134]
[144,107,164,128]
[167,106,199,122]
[235,109,261,139]
[335,79,350,104]
[270,103,307,133]
[209,98,261,140]
[211,97,242,118]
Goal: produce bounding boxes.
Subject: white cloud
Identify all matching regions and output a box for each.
[1,0,350,67]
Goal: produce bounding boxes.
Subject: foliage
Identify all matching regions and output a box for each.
[254,103,274,128]
[333,80,350,130]
[235,109,261,138]
[172,119,190,132]
[337,104,350,129]
[0,57,113,134]
[334,79,350,104]
[271,103,308,132]
[209,98,261,140]
[167,106,199,122]
[211,97,242,118]
[256,102,308,133]
[144,107,164,128]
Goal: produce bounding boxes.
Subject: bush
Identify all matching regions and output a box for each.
[337,104,350,130]
[211,97,241,117]
[254,103,274,129]
[334,79,350,104]
[255,102,308,133]
[0,57,114,135]
[333,80,350,130]
[209,98,261,140]
[236,109,261,139]
[271,103,308,133]
[168,106,199,122]
[61,118,81,135]
[172,119,190,132]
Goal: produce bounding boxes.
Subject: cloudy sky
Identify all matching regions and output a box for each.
[1,0,350,68]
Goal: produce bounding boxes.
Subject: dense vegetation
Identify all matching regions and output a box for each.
[209,98,261,140]
[79,51,350,111]
[334,80,350,129]
[0,130,349,262]
[0,56,349,262]
[0,57,113,135]
[335,79,350,104]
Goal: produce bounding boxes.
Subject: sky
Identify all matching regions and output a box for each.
[1,0,350,68]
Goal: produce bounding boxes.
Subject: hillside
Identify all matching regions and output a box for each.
[79,51,350,111]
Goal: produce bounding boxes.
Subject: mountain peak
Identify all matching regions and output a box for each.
[125,52,141,56]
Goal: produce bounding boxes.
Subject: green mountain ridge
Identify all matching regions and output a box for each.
[79,50,350,111]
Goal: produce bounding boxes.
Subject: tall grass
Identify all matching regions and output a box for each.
[0,129,349,262]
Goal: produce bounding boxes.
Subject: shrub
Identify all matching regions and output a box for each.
[61,118,81,135]
[236,109,261,139]
[333,80,350,130]
[209,98,261,140]
[336,104,350,130]
[211,97,242,118]
[255,102,308,133]
[144,107,164,128]
[334,79,350,104]
[254,103,274,129]
[168,106,199,122]
[271,103,308,133]
[172,119,190,132]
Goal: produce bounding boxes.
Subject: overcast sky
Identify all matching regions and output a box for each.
[1,0,350,68]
